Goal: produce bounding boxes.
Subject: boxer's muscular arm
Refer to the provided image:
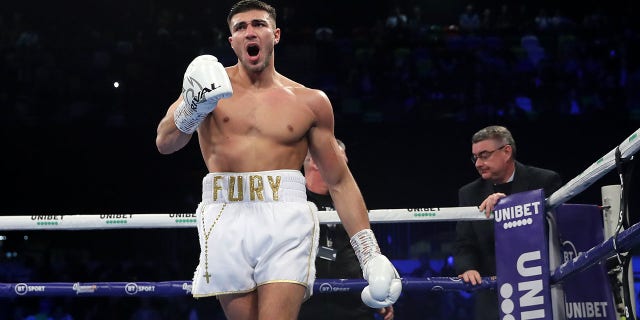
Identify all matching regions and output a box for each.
[156,95,192,154]
[306,90,369,237]
[307,89,401,308]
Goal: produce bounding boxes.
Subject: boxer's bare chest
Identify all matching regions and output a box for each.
[210,87,314,143]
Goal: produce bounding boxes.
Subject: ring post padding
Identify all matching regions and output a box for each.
[601,185,622,239]
[601,184,636,318]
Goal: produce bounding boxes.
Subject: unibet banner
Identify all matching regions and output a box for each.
[554,204,616,319]
[495,189,552,319]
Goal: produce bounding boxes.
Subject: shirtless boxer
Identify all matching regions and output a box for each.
[155,1,401,319]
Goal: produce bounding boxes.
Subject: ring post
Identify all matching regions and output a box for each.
[601,184,636,318]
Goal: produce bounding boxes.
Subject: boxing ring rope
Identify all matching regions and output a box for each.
[0,278,497,298]
[0,127,638,301]
[550,217,640,284]
[0,207,487,231]
[546,127,639,209]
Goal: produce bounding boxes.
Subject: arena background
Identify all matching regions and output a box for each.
[1,0,640,318]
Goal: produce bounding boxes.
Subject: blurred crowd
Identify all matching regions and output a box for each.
[2,1,639,130]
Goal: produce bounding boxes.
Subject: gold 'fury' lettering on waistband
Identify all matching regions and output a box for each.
[228,176,243,201]
[267,176,281,201]
[213,176,223,201]
[249,175,264,201]
[212,175,281,201]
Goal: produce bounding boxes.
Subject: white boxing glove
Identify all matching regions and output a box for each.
[350,229,402,308]
[174,55,233,134]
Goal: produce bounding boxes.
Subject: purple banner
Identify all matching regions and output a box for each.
[495,189,552,319]
[554,204,616,319]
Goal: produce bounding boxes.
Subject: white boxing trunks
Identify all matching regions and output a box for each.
[192,170,319,299]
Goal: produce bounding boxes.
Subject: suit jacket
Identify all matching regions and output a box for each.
[454,161,562,320]
[298,189,374,320]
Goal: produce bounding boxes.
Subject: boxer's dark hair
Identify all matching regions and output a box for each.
[228,0,277,27]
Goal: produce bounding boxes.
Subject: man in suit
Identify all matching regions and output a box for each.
[454,125,562,320]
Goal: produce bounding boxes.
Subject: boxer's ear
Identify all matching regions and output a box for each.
[274,28,281,45]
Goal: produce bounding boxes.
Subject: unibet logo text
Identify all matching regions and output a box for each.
[500,251,546,319]
[495,201,542,222]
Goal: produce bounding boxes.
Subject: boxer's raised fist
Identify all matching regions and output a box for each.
[174,55,232,134]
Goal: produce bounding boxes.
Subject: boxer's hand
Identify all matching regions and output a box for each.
[361,254,402,308]
[479,192,506,218]
[174,55,233,134]
[350,229,402,308]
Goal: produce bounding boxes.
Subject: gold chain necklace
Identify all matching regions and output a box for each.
[201,203,226,283]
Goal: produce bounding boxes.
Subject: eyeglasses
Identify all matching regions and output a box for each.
[471,145,508,164]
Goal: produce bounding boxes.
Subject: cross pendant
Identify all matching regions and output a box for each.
[203,271,212,283]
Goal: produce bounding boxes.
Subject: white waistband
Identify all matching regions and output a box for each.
[201,170,307,204]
